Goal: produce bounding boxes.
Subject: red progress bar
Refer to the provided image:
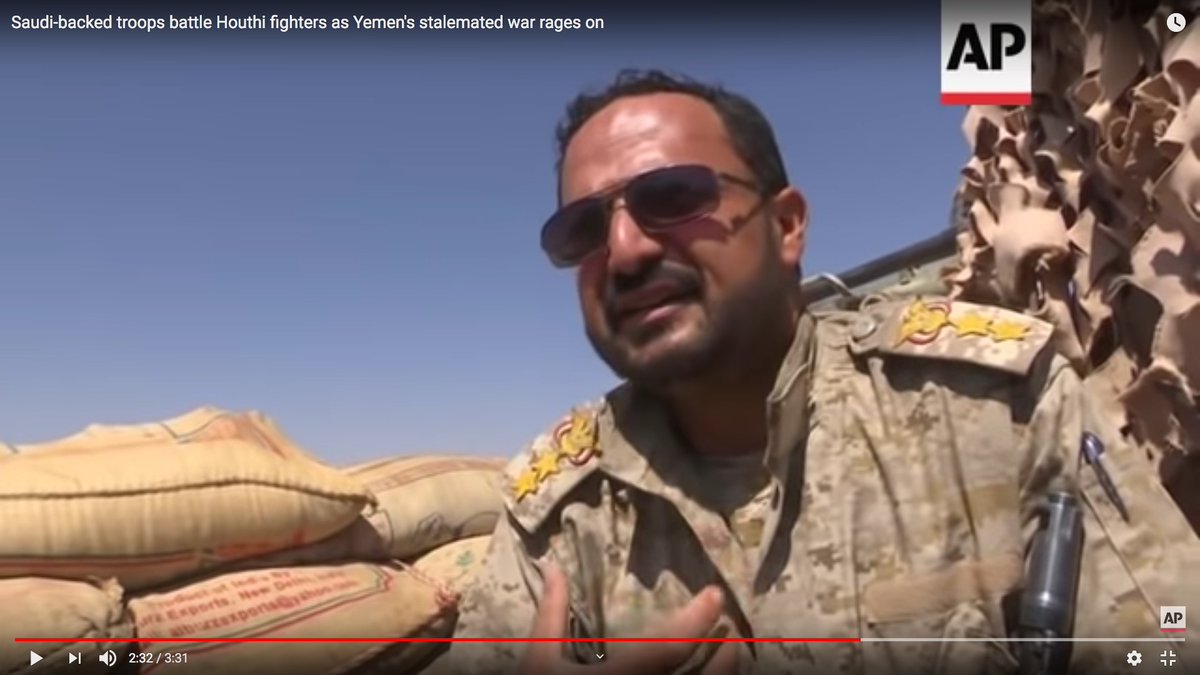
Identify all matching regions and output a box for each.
[18,634,864,638]
[940,93,1033,105]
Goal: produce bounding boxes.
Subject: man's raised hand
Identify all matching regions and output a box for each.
[518,563,737,675]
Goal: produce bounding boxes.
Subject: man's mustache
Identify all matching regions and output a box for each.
[604,263,702,314]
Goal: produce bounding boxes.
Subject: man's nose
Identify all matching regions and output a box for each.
[605,202,664,276]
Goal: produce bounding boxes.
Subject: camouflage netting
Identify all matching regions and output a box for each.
[947,0,1200,487]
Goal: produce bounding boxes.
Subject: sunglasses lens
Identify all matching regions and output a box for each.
[627,165,720,228]
[540,165,725,268]
[541,198,609,267]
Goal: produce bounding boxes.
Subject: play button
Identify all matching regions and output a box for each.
[29,651,42,666]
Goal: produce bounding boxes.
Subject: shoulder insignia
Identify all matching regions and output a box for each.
[503,403,605,532]
[849,297,1054,376]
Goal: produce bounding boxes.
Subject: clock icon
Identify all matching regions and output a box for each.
[1168,12,1187,33]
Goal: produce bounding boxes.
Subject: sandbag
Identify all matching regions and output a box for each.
[0,577,134,675]
[365,537,494,675]
[128,563,453,675]
[413,535,491,597]
[14,406,297,456]
[347,457,504,560]
[0,408,374,590]
[236,456,505,570]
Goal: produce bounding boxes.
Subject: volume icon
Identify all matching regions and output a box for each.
[98,650,117,667]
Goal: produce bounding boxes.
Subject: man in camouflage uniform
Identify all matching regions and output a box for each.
[436,71,1200,674]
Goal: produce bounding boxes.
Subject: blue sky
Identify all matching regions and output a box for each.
[0,9,967,465]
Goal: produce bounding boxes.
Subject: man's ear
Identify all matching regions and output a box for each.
[771,187,808,270]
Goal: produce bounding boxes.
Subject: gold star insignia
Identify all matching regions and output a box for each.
[989,320,1031,342]
[558,411,596,458]
[512,469,539,501]
[896,300,951,345]
[950,312,992,337]
[532,451,562,482]
[553,409,601,466]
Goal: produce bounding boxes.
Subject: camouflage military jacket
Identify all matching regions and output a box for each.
[439,298,1200,675]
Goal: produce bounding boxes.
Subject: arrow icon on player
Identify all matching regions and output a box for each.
[30,651,43,666]
[596,652,605,660]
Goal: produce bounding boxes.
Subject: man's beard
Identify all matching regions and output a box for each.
[585,255,794,389]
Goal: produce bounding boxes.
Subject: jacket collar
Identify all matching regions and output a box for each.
[598,311,818,490]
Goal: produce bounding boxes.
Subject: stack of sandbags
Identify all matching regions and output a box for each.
[0,407,503,674]
[124,451,503,675]
[947,0,1200,506]
[1,407,375,588]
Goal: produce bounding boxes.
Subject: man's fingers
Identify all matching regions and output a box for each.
[621,586,726,672]
[530,562,570,638]
[647,586,725,639]
[521,562,571,674]
[522,580,727,675]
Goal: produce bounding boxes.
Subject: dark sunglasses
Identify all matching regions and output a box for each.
[540,164,762,268]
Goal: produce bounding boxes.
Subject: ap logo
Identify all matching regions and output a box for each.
[1161,606,1187,633]
[940,0,1032,105]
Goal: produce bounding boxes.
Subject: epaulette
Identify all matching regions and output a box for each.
[845,297,1055,376]
[502,401,606,533]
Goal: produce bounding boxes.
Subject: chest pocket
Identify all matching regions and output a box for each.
[817,353,1025,674]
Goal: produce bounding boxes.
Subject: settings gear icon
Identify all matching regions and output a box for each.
[1127,650,1143,666]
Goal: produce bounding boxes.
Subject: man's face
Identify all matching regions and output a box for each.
[557,93,806,386]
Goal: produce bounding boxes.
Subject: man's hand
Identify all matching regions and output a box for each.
[519,563,738,675]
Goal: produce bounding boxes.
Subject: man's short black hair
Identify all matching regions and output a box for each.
[554,69,790,200]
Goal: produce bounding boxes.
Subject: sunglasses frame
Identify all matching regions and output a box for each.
[540,164,762,268]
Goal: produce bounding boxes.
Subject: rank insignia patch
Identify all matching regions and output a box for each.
[896,299,1030,346]
[554,409,600,466]
[511,409,601,502]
